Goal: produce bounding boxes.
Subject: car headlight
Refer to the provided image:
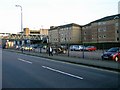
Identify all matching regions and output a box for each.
[110,54,114,56]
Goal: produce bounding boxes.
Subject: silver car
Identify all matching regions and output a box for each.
[70,45,85,51]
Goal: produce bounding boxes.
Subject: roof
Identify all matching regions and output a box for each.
[83,14,120,27]
[92,14,120,23]
[58,23,81,28]
[49,14,120,29]
[49,23,81,30]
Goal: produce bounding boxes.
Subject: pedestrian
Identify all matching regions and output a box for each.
[21,47,23,53]
[49,46,53,56]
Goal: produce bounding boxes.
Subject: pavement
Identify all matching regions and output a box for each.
[3,49,120,72]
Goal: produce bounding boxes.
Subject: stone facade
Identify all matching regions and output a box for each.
[49,23,82,45]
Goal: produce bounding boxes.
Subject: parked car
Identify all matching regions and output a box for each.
[46,46,66,54]
[85,46,97,51]
[22,45,33,51]
[70,45,85,51]
[15,45,21,50]
[101,47,120,62]
[32,44,43,49]
[70,45,77,51]
[52,47,66,54]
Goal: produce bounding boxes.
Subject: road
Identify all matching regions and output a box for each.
[2,50,120,88]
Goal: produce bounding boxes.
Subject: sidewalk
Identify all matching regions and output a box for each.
[4,49,120,72]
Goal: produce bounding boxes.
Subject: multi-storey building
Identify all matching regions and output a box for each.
[23,28,48,36]
[1,14,120,48]
[23,28,48,44]
[0,33,10,39]
[82,14,120,43]
[49,23,82,45]
[48,14,120,48]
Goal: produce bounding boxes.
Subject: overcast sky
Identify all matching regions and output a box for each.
[0,0,119,33]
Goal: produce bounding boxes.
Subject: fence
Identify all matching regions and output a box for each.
[4,42,120,61]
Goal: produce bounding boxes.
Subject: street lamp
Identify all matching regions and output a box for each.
[15,5,24,52]
[15,5,23,35]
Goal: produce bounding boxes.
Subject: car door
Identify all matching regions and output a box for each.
[118,48,120,60]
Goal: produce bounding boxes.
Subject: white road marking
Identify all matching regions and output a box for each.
[42,65,83,80]
[20,54,119,74]
[18,58,32,64]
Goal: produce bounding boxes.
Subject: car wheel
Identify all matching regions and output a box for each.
[115,56,119,62]
[63,50,66,54]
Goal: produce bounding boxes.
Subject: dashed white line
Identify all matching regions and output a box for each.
[42,65,83,80]
[18,58,32,64]
[28,55,118,74]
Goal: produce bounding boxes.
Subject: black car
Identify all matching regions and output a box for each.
[101,47,120,62]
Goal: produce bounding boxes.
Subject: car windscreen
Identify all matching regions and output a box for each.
[107,48,119,52]
[86,46,93,48]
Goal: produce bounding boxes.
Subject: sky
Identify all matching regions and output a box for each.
[0,0,119,33]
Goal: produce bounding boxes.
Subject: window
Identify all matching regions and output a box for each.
[117,37,119,41]
[115,23,119,27]
[65,37,66,40]
[84,37,86,40]
[61,38,64,41]
[82,27,85,29]
[60,28,63,30]
[98,22,102,25]
[68,27,72,30]
[103,27,106,32]
[99,36,102,39]
[98,22,106,25]
[98,27,106,32]
[103,22,106,25]
[103,35,106,38]
[84,32,86,35]
[117,30,119,33]
[98,28,101,32]
[67,27,69,30]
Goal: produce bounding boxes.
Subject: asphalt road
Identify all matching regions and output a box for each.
[2,50,120,88]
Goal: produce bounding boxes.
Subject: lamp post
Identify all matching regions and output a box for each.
[57,27,60,55]
[15,5,24,51]
[15,5,23,34]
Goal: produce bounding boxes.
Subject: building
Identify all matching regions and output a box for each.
[48,14,120,49]
[23,28,49,44]
[1,14,120,48]
[49,23,82,45]
[0,28,49,47]
[82,14,120,44]
[0,33,10,39]
[23,28,48,36]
